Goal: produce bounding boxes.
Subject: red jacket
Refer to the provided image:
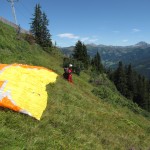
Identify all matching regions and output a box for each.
[68,68,73,83]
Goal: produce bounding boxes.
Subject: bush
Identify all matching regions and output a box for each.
[24,34,35,45]
[92,86,150,118]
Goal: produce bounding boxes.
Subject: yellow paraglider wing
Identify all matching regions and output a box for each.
[0,64,58,120]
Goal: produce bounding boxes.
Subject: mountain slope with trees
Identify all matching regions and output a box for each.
[0,14,150,150]
[108,62,150,112]
[61,42,150,79]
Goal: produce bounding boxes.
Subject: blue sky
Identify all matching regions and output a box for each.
[1,0,150,47]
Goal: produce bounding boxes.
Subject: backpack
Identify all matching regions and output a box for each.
[64,67,69,74]
[63,67,69,79]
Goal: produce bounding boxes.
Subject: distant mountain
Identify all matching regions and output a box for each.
[135,41,150,48]
[60,42,150,79]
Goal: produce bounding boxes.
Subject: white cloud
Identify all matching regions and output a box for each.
[81,37,98,43]
[122,39,128,42]
[57,33,79,39]
[57,33,99,45]
[88,39,98,42]
[81,37,89,42]
[132,28,141,32]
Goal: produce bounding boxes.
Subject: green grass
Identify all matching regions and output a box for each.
[0,21,150,150]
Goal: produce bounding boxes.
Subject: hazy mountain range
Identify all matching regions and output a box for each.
[61,41,150,79]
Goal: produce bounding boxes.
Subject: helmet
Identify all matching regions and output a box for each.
[69,64,73,67]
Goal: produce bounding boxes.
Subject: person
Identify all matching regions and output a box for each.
[68,64,73,83]
[63,64,73,83]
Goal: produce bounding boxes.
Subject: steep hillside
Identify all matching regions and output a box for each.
[0,21,150,150]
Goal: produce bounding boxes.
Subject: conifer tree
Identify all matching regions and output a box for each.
[141,77,150,111]
[91,51,103,74]
[73,40,83,60]
[108,61,150,112]
[41,12,52,47]
[30,4,52,47]
[148,81,150,111]
[30,4,42,45]
[126,64,135,99]
[134,75,145,107]
[82,44,89,69]
[113,61,127,96]
[73,40,89,69]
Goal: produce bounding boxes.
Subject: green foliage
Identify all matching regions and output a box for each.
[92,86,149,117]
[109,61,150,112]
[30,4,52,48]
[30,4,42,44]
[125,64,135,99]
[72,40,90,69]
[89,73,150,117]
[24,34,35,45]
[113,61,127,96]
[89,73,107,86]
[91,51,104,74]
[0,20,150,149]
[40,12,52,47]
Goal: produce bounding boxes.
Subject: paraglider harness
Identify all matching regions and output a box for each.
[63,67,69,79]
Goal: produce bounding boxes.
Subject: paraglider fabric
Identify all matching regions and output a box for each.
[0,64,58,120]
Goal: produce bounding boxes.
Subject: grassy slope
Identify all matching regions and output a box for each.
[0,21,150,150]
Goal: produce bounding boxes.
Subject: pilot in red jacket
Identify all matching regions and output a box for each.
[68,64,73,83]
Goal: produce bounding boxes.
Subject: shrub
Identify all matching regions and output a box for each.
[25,34,35,45]
[92,86,150,118]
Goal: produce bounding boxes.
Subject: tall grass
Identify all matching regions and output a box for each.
[0,21,150,150]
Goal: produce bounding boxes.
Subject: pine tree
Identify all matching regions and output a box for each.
[41,12,52,47]
[141,77,150,111]
[91,51,103,74]
[30,4,52,47]
[73,41,89,69]
[82,44,89,69]
[126,64,135,99]
[30,4,42,45]
[113,61,127,96]
[134,75,144,107]
[108,61,150,112]
[148,81,150,111]
[73,40,83,60]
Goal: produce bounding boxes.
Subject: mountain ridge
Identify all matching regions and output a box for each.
[62,41,150,48]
